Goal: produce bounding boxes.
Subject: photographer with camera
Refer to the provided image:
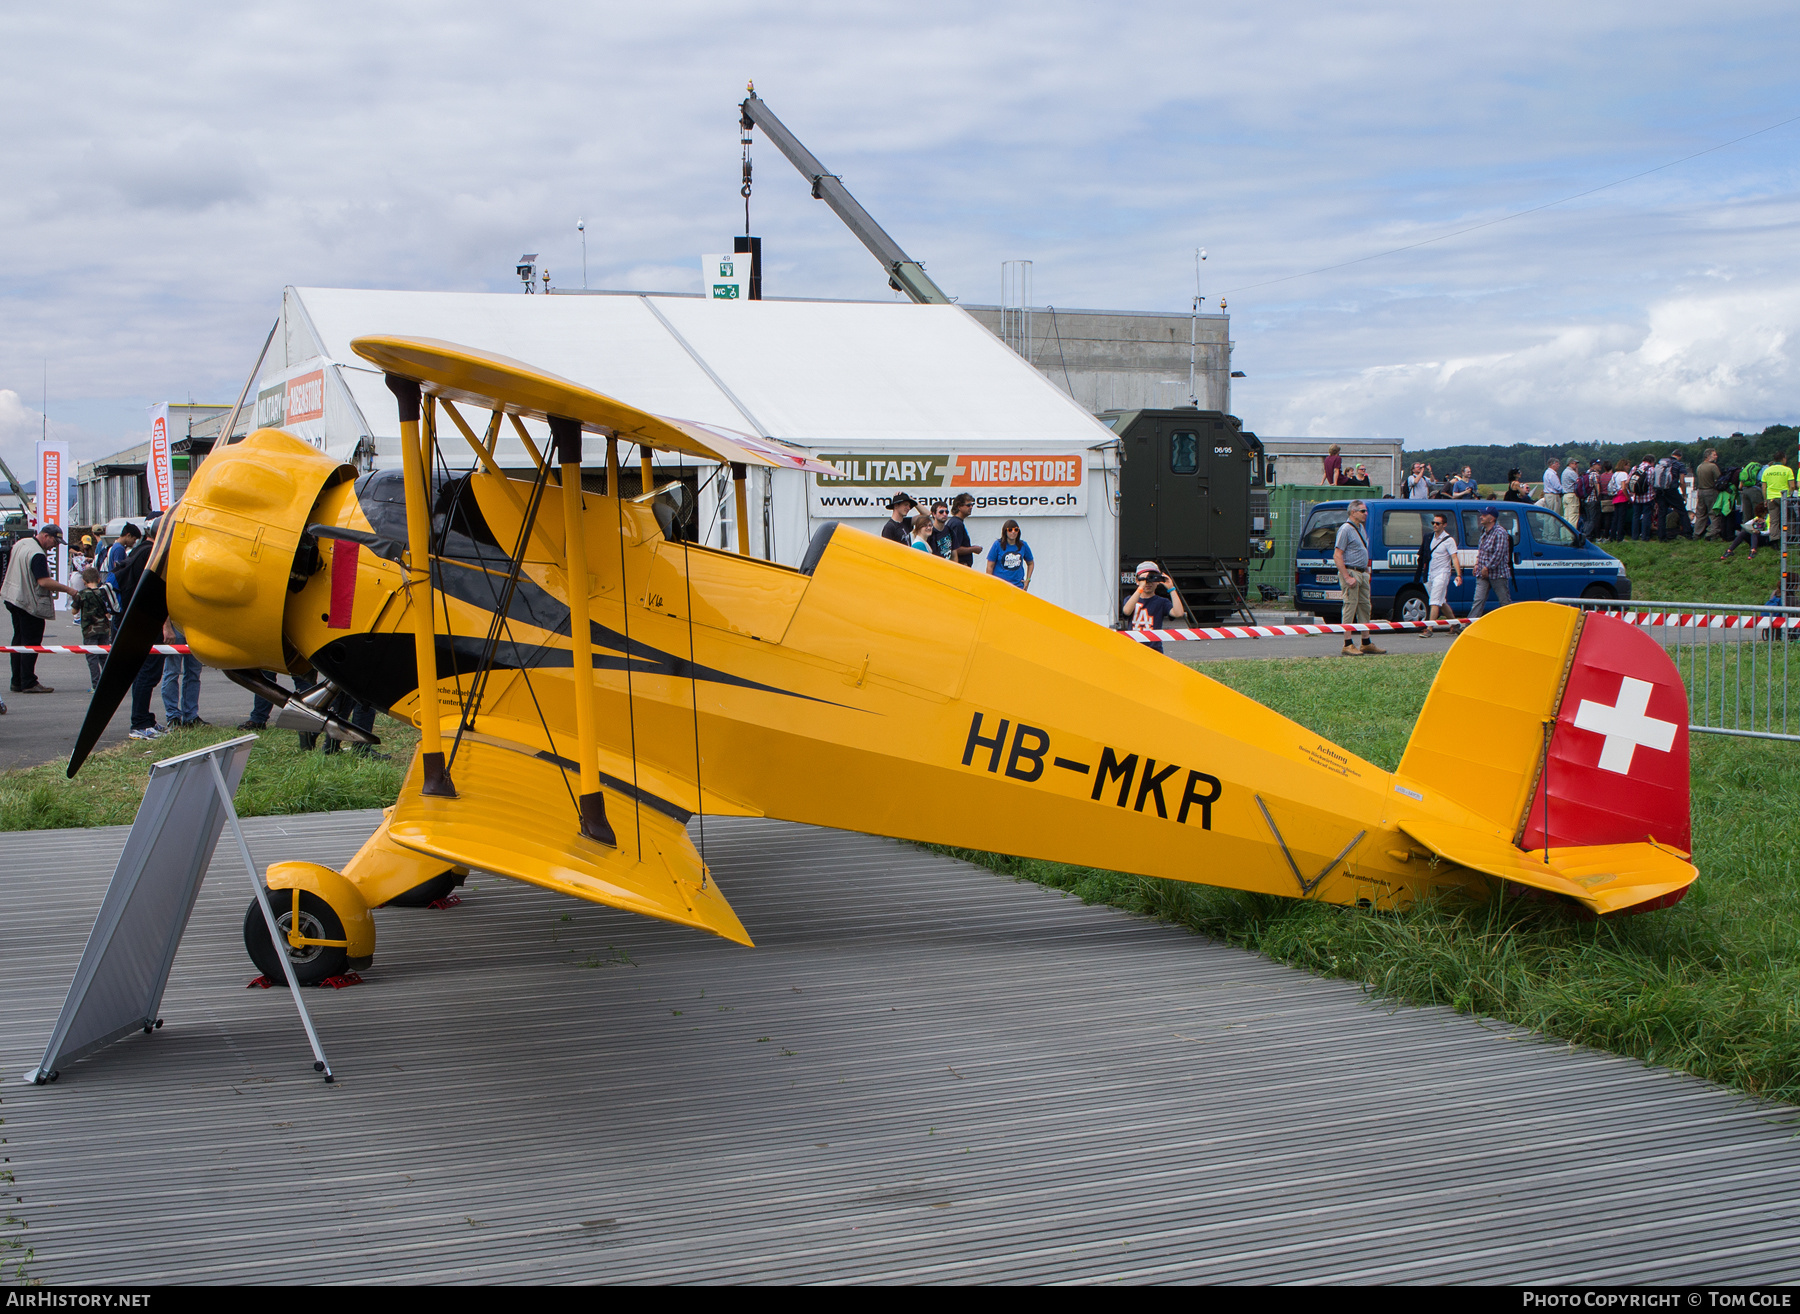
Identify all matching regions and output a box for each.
[1123,561,1186,655]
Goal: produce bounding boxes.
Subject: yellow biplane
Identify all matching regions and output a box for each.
[72,337,1698,983]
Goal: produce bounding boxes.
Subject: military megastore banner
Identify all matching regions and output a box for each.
[145,407,174,512]
[809,452,1086,518]
[253,360,330,447]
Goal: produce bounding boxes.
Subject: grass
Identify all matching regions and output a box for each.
[1605,537,1784,607]
[932,653,1800,1105]
[0,719,419,833]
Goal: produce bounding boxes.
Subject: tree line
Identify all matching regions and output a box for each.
[1406,424,1798,483]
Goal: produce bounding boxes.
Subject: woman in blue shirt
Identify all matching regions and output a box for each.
[985,519,1034,589]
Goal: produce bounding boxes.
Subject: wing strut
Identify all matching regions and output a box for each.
[551,415,617,847]
[387,374,454,797]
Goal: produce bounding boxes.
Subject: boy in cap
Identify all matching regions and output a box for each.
[1123,561,1186,655]
[73,566,111,691]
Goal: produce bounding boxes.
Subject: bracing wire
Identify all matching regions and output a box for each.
[446,449,557,795]
[694,463,729,548]
[429,413,572,819]
[469,447,580,819]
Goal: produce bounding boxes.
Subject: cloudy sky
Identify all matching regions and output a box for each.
[2,0,1797,476]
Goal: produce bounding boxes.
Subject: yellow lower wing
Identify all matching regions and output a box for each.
[1399,816,1696,916]
[386,739,752,946]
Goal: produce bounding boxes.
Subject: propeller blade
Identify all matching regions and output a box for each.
[67,569,168,777]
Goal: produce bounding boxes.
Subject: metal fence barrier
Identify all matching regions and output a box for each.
[1550,597,1800,743]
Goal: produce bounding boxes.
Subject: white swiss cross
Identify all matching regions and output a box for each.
[1572,676,1677,775]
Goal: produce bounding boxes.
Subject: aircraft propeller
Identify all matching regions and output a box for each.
[68,560,169,777]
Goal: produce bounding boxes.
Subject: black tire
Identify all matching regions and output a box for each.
[1393,585,1430,624]
[244,889,348,986]
[382,869,467,908]
[1581,583,1616,600]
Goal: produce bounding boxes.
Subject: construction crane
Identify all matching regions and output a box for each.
[0,453,34,523]
[739,89,953,306]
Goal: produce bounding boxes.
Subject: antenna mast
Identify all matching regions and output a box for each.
[1188,248,1206,405]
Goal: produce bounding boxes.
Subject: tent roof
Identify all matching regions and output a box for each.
[293,288,1112,452]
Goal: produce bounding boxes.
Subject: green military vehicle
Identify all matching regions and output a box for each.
[1103,407,1271,623]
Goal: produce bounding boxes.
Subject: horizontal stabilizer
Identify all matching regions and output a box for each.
[1399,816,1695,917]
[387,740,752,946]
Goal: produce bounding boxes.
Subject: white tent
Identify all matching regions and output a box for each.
[258,287,1122,624]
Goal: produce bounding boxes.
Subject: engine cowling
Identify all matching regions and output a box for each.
[163,428,355,671]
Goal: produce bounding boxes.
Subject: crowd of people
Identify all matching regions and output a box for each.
[880,491,1037,589]
[1320,447,1798,553]
[1,516,379,755]
[1522,449,1797,549]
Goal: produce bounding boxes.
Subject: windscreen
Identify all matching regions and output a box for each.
[1300,506,1349,550]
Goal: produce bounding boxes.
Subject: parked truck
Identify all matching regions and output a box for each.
[1105,407,1271,621]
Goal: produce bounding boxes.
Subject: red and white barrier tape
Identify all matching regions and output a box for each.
[9,611,1779,657]
[1,644,190,655]
[1128,609,1794,644]
[1128,619,1466,643]
[1609,611,1795,629]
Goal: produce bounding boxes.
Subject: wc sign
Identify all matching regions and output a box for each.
[701,253,749,301]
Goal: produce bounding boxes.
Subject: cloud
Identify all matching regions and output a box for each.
[0,390,109,491]
[1259,281,1800,444]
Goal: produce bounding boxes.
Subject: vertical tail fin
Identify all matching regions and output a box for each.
[1396,602,1694,914]
[1396,602,1582,836]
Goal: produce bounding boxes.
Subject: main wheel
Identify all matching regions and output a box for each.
[244,889,348,986]
[1581,583,1616,600]
[1393,585,1430,624]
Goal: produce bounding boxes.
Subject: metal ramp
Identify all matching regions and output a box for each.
[2,810,1798,1284]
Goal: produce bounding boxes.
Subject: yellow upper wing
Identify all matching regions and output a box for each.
[349,334,839,474]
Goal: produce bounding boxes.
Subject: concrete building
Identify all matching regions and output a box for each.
[961,304,1233,415]
[551,292,1235,417]
[72,404,229,527]
[1259,439,1404,498]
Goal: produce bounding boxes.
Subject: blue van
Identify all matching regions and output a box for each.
[1293,499,1632,622]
